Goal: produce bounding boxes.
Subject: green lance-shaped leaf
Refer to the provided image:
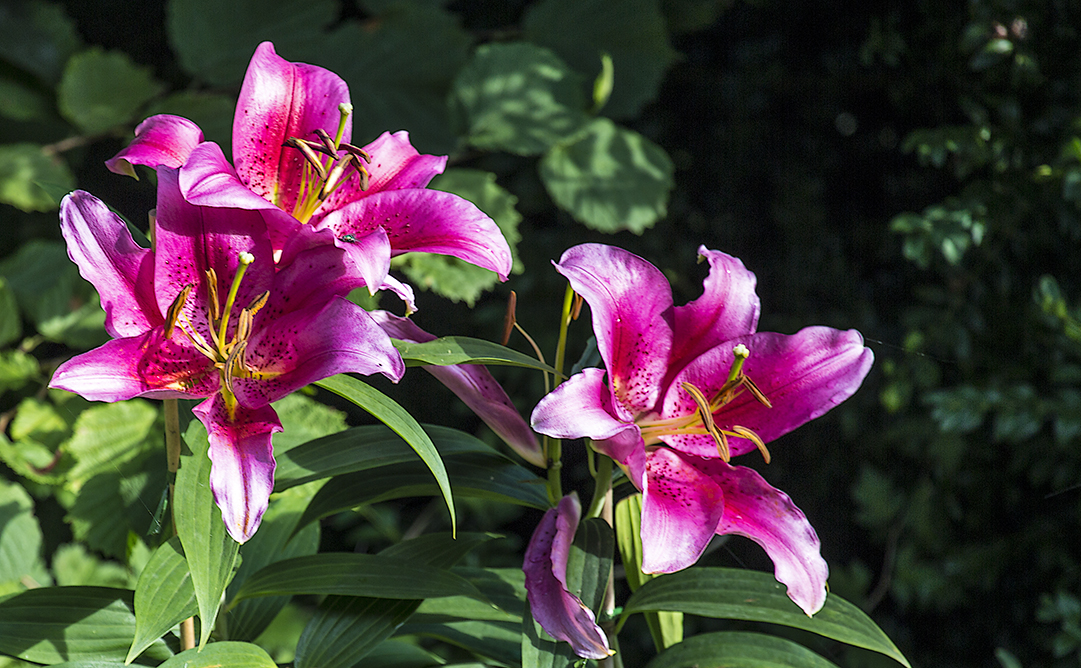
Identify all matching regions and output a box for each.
[0,587,174,664]
[540,117,675,234]
[175,422,240,649]
[156,641,276,668]
[315,375,455,533]
[293,533,494,668]
[619,567,911,668]
[415,567,525,623]
[644,631,842,668]
[58,48,163,135]
[615,493,682,650]
[393,336,558,374]
[403,618,524,666]
[127,537,197,664]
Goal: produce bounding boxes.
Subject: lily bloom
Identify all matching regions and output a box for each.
[530,244,873,615]
[106,41,512,308]
[49,170,404,543]
[523,493,613,660]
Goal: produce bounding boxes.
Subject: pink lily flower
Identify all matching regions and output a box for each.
[523,493,613,660]
[530,244,874,615]
[49,170,405,543]
[106,41,512,308]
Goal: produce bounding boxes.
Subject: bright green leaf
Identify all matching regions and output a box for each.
[52,544,132,588]
[540,117,674,233]
[127,537,197,664]
[65,400,158,484]
[0,144,75,212]
[157,641,276,668]
[394,336,557,373]
[615,494,682,650]
[0,478,47,590]
[644,631,841,668]
[58,48,163,134]
[0,350,38,396]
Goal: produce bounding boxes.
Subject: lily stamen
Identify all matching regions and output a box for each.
[681,381,730,461]
[217,252,255,356]
[164,284,193,339]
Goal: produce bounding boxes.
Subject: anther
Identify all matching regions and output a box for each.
[320,153,356,200]
[313,128,339,157]
[164,284,193,338]
[283,137,328,180]
[681,381,730,461]
[731,425,771,463]
[205,269,220,321]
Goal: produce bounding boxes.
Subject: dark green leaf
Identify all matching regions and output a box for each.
[315,375,455,531]
[0,350,37,397]
[402,618,523,666]
[0,144,75,212]
[0,0,82,83]
[157,641,276,668]
[620,568,910,667]
[58,48,163,134]
[415,567,524,622]
[127,537,197,664]
[394,336,557,373]
[615,493,682,650]
[147,91,237,158]
[645,631,841,668]
[539,118,674,233]
[0,277,20,347]
[0,78,49,122]
[176,422,240,649]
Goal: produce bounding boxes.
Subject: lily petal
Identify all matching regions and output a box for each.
[59,191,160,337]
[555,244,673,414]
[105,114,204,177]
[339,227,392,296]
[531,368,638,442]
[233,41,351,214]
[661,327,873,459]
[640,447,726,574]
[523,494,613,660]
[373,311,543,467]
[195,393,281,543]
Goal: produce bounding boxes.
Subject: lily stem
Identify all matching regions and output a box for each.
[164,398,196,652]
[546,284,577,504]
[586,448,613,520]
[598,488,623,668]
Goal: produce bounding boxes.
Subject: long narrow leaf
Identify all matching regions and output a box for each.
[644,631,841,668]
[394,336,558,373]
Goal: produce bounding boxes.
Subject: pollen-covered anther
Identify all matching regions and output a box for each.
[205,268,220,321]
[164,284,194,338]
[730,425,771,463]
[681,381,730,462]
[313,128,338,156]
[320,152,356,199]
[283,137,330,180]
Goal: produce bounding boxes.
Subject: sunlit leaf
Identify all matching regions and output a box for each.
[644,631,841,668]
[127,537,197,664]
[58,48,163,134]
[0,144,75,212]
[157,641,276,668]
[0,478,48,590]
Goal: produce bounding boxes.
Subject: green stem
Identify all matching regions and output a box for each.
[545,284,577,504]
[163,399,195,652]
[586,449,613,520]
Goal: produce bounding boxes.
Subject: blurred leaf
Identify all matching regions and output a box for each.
[0,350,38,396]
[540,117,674,233]
[270,392,348,454]
[644,631,841,668]
[0,478,48,590]
[157,642,276,668]
[394,336,556,373]
[404,618,523,666]
[661,0,735,34]
[523,0,679,118]
[0,587,173,664]
[0,277,19,347]
[166,0,337,85]
[0,0,82,83]
[147,91,237,158]
[58,48,163,135]
[315,375,455,532]
[620,568,910,667]
[358,639,446,668]
[65,400,158,484]
[176,421,240,649]
[0,79,50,122]
[396,168,524,305]
[10,397,67,450]
[0,144,75,212]
[52,544,131,588]
[449,42,589,156]
[127,537,197,664]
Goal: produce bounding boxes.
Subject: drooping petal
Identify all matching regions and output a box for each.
[639,447,726,574]
[194,394,281,543]
[555,244,673,415]
[696,458,829,615]
[105,114,204,177]
[50,330,217,402]
[668,247,760,377]
[338,227,392,296]
[233,296,404,408]
[179,142,285,213]
[661,327,874,459]
[59,191,160,337]
[523,494,613,660]
[317,130,447,214]
[232,41,351,214]
[373,311,543,467]
[531,368,638,442]
[316,189,513,280]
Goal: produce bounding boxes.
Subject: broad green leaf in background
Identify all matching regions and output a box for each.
[394,168,524,305]
[661,0,737,34]
[157,641,276,668]
[0,278,21,347]
[0,79,50,123]
[394,336,557,373]
[0,0,82,83]
[357,639,446,668]
[64,400,159,485]
[315,375,455,532]
[58,48,163,135]
[644,631,841,668]
[619,568,911,668]
[0,350,38,397]
[615,493,682,650]
[166,0,337,86]
[176,422,240,649]
[0,144,76,212]
[0,478,49,593]
[146,92,237,159]
[448,42,589,156]
[540,118,674,234]
[523,0,679,119]
[127,537,197,664]
[0,587,174,664]
[270,392,348,456]
[402,618,523,666]
[51,544,132,588]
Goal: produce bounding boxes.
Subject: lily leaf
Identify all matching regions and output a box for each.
[394,336,558,374]
[126,537,196,664]
[644,631,841,668]
[157,641,276,668]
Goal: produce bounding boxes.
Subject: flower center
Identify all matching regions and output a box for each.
[637,344,773,463]
[283,102,372,223]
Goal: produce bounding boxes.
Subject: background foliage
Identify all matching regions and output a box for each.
[1,0,1080,666]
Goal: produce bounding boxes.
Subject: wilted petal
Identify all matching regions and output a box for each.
[555,244,673,414]
[661,327,873,459]
[373,311,542,467]
[640,447,726,574]
[59,191,160,337]
[524,494,612,660]
[233,41,351,214]
[195,394,281,543]
[105,114,204,177]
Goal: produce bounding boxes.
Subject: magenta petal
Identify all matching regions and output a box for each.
[59,191,160,337]
[531,368,637,442]
[373,311,543,467]
[378,274,418,315]
[105,114,204,177]
[555,244,673,414]
[669,247,761,376]
[524,494,613,660]
[640,448,726,573]
[340,228,392,295]
[194,394,280,543]
[233,41,351,214]
[179,142,284,213]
